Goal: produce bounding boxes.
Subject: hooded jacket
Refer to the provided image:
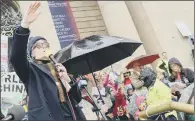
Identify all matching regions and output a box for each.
[168,57,194,84]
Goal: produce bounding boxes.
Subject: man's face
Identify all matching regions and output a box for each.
[31,39,50,60]
[133,62,141,72]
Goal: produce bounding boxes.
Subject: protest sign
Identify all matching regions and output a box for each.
[48,1,80,48]
[1,72,27,115]
[1,72,26,98]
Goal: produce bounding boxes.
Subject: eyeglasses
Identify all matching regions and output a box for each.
[32,41,50,50]
[170,63,178,68]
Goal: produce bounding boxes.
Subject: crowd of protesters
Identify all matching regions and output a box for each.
[75,52,194,120]
[1,51,194,121]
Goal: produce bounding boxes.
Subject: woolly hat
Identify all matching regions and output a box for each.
[27,36,47,58]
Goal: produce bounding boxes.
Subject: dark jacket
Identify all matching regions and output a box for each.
[168,57,194,84]
[10,27,85,120]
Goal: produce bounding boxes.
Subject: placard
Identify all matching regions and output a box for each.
[1,72,26,98]
[48,1,80,48]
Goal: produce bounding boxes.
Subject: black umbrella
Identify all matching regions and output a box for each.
[54,35,142,119]
[54,35,142,76]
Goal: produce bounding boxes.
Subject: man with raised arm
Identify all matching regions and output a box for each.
[10,2,86,120]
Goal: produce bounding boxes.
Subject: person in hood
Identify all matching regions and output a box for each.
[168,57,194,100]
[168,57,194,85]
[10,2,85,120]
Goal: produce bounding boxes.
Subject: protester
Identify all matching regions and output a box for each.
[10,2,85,120]
[126,62,148,119]
[112,88,128,120]
[130,62,147,93]
[103,73,119,95]
[123,71,132,92]
[131,63,148,95]
[168,57,194,100]
[130,63,142,87]
[135,96,146,120]
[156,52,171,77]
[168,57,194,84]
[126,88,134,103]
[139,67,178,120]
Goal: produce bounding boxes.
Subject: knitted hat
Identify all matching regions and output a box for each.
[27,36,47,58]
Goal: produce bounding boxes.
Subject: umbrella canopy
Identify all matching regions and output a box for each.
[54,35,142,76]
[126,54,160,69]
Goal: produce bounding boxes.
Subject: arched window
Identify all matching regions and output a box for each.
[1,1,23,72]
[1,1,22,37]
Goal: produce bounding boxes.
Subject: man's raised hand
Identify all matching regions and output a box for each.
[21,2,41,28]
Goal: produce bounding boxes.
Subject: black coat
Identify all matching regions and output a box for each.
[10,27,86,120]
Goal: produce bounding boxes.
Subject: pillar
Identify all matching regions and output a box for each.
[125,1,164,69]
[97,1,146,72]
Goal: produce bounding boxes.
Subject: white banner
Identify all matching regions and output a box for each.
[1,72,27,115]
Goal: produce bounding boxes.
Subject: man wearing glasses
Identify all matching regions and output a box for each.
[10,2,85,120]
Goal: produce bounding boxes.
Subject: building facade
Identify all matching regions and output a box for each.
[2,1,194,71]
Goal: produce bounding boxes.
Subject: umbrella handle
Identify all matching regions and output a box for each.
[91,72,105,104]
[86,56,105,105]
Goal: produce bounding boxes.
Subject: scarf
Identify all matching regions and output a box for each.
[35,59,65,103]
